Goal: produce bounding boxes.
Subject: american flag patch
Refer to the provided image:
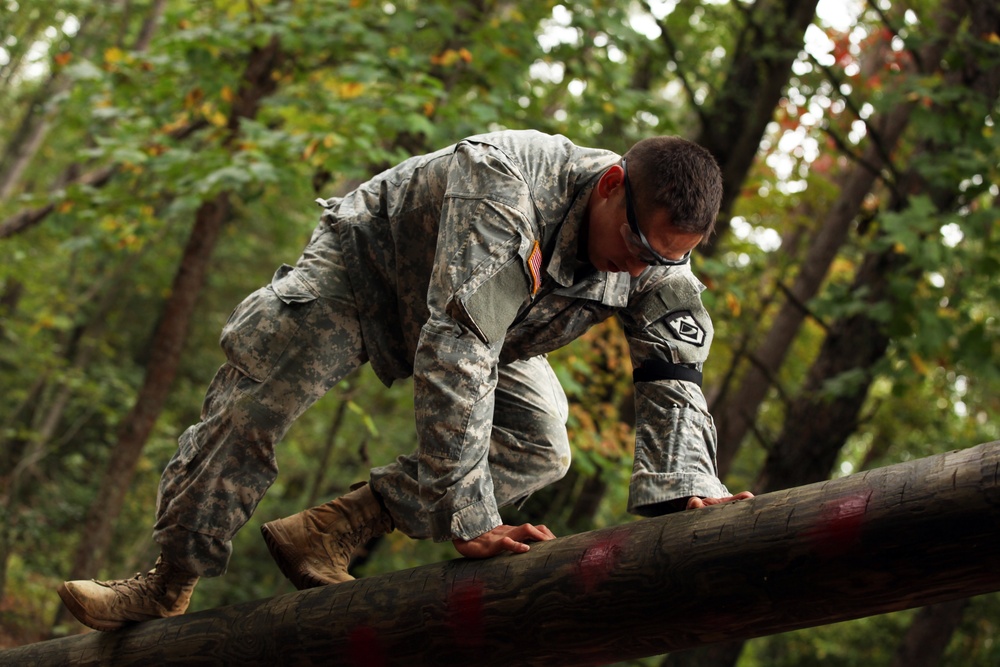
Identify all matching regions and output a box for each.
[528,240,542,295]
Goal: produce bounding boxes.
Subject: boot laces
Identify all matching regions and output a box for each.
[99,562,171,604]
[335,512,391,556]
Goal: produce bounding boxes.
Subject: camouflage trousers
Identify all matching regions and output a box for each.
[153,221,570,577]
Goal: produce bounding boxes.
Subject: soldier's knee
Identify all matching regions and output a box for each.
[540,429,572,483]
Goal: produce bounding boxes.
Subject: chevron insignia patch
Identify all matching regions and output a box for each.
[665,311,706,346]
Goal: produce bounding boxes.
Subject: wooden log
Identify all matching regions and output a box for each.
[4,441,1000,666]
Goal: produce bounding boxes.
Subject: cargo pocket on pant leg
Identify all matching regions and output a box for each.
[220,264,318,383]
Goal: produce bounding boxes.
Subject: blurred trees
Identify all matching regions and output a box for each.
[1,0,997,664]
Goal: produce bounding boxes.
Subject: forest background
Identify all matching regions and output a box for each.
[1,0,998,665]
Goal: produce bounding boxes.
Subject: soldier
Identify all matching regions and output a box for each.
[58,130,752,631]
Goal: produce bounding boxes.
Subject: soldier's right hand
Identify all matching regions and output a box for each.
[452,523,556,559]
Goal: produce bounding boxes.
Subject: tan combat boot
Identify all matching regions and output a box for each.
[57,556,199,631]
[261,482,394,590]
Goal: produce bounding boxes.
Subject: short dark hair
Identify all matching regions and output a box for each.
[622,137,723,239]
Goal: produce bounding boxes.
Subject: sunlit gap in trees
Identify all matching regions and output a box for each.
[730,216,781,252]
[761,1,867,197]
[766,1,924,193]
[2,4,81,83]
[836,368,985,480]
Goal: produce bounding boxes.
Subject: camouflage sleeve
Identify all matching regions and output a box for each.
[620,268,730,516]
[413,141,538,542]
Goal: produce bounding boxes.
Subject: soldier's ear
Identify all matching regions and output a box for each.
[596,165,625,199]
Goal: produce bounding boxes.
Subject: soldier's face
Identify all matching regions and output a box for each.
[587,166,702,277]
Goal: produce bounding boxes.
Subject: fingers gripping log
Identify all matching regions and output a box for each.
[5,441,1000,666]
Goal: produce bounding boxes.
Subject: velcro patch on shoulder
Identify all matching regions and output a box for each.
[664,310,706,347]
[458,256,530,345]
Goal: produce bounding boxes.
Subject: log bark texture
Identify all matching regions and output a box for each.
[5,441,1000,667]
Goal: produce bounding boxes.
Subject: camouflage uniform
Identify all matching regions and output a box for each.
[154,130,730,577]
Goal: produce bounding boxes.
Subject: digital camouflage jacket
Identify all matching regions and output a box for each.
[313,130,730,541]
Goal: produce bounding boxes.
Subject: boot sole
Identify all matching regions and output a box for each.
[57,583,129,632]
[260,522,330,590]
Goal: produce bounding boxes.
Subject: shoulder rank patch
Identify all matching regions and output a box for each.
[528,240,542,295]
[665,310,706,346]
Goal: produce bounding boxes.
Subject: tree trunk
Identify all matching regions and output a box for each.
[889,599,970,667]
[711,108,908,476]
[0,335,99,604]
[696,0,821,250]
[8,441,1000,666]
[711,0,969,477]
[58,34,285,591]
[566,472,608,531]
[132,0,168,52]
[0,1,166,199]
[0,100,60,199]
[304,395,353,509]
[757,0,1000,494]
[682,1,988,664]
[0,11,47,90]
[755,248,900,492]
[64,191,232,582]
[662,640,744,667]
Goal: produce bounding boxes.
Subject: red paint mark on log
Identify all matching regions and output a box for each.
[575,532,626,593]
[807,492,871,557]
[348,624,385,667]
[447,580,485,648]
